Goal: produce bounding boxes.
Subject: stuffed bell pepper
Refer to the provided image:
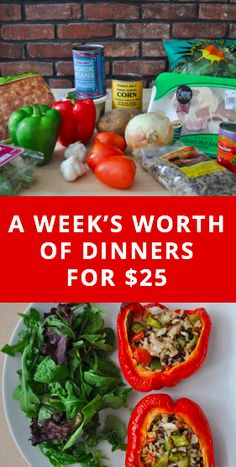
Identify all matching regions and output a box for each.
[126,394,215,467]
[117,303,211,392]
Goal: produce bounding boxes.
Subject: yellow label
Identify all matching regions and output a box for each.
[181,160,226,179]
[112,80,143,110]
[161,146,226,179]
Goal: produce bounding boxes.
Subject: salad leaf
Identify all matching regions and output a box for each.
[1,303,131,466]
[34,357,69,383]
[103,415,127,451]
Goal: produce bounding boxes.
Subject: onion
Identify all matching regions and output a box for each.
[125,111,174,152]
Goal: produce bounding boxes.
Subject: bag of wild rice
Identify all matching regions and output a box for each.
[136,143,236,196]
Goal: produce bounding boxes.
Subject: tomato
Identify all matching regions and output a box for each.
[87,141,124,170]
[95,155,136,189]
[133,348,152,366]
[94,132,126,151]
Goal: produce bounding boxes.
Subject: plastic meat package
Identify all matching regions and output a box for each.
[148,73,236,157]
[0,143,44,195]
[137,142,236,196]
[163,39,236,78]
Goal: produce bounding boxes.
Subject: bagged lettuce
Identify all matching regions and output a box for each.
[163,39,236,78]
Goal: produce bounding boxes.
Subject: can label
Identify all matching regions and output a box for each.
[73,48,105,99]
[112,80,143,110]
[217,124,236,164]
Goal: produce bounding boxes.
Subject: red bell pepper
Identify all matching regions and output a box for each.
[117,302,211,392]
[52,98,96,147]
[126,394,215,467]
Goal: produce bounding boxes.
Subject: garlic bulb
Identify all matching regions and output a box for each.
[60,154,86,182]
[64,142,87,162]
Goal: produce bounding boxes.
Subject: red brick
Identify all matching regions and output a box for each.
[0,4,21,21]
[113,60,166,77]
[142,41,165,57]
[0,61,53,76]
[84,3,139,20]
[49,79,73,88]
[57,23,113,39]
[25,3,81,20]
[27,43,75,59]
[1,24,54,40]
[56,60,110,76]
[104,41,139,57]
[116,23,170,39]
[172,22,227,38]
[0,43,24,59]
[143,3,196,20]
[56,61,74,76]
[230,24,236,37]
[199,4,236,20]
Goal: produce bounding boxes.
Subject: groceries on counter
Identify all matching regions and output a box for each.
[137,142,236,196]
[126,394,215,467]
[59,132,136,189]
[8,104,62,165]
[148,73,236,157]
[0,143,44,195]
[112,73,143,110]
[125,111,174,152]
[0,72,54,141]
[164,39,236,78]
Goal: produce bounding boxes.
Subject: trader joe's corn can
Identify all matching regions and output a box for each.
[112,74,143,110]
[217,123,236,165]
[72,44,106,98]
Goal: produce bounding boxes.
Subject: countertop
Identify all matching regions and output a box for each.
[19,89,170,196]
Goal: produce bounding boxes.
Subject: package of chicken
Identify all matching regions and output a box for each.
[148,72,236,157]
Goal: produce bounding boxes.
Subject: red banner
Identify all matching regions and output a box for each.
[0,196,235,302]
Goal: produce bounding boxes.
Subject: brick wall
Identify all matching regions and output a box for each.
[0,0,235,88]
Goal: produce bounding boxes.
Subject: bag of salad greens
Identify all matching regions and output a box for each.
[163,39,236,78]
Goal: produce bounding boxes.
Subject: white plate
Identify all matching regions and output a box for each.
[2,303,236,467]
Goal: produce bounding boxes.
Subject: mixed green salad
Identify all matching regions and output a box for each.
[2,303,132,466]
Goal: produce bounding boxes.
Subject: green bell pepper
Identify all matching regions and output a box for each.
[8,104,61,165]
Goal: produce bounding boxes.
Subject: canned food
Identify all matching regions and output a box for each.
[171,120,183,141]
[112,74,143,110]
[217,123,236,168]
[72,44,106,99]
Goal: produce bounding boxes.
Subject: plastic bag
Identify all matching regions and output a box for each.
[148,73,236,157]
[136,142,236,196]
[163,39,236,78]
[0,143,44,195]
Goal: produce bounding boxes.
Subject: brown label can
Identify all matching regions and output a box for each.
[217,122,236,163]
[112,74,143,110]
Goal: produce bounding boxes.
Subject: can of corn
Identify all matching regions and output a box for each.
[112,74,143,110]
